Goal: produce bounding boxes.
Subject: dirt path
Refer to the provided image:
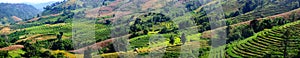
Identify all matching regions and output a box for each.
[0,45,24,51]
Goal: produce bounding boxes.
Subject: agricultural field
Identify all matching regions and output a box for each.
[226,20,300,58]
[0,0,300,58]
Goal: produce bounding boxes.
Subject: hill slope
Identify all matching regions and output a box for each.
[0,3,40,23]
[1,0,300,58]
[226,20,300,58]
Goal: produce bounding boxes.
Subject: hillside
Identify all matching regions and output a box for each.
[0,3,40,23]
[226,20,300,58]
[0,0,300,58]
[29,1,59,11]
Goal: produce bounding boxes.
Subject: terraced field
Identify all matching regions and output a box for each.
[2,0,300,57]
[226,20,300,58]
[226,3,298,25]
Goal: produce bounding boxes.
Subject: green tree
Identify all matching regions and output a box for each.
[0,38,9,48]
[241,25,254,38]
[261,19,273,29]
[0,51,8,57]
[169,35,175,45]
[104,20,111,25]
[282,27,295,58]
[250,19,259,32]
[274,17,286,25]
[41,51,51,57]
[51,32,75,50]
[36,14,40,17]
[57,32,63,40]
[22,40,42,57]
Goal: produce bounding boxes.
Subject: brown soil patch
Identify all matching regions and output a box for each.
[0,45,24,51]
[11,16,22,22]
[26,13,61,23]
[141,0,159,11]
[85,0,122,18]
[0,27,11,35]
[15,34,65,43]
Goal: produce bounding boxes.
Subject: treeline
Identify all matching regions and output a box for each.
[192,0,260,32]
[129,13,178,38]
[42,1,66,15]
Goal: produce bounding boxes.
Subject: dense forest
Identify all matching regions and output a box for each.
[0,0,300,58]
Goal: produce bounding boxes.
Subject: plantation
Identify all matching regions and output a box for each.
[226,20,300,58]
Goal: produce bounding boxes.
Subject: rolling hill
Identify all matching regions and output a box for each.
[0,0,300,58]
[0,3,40,22]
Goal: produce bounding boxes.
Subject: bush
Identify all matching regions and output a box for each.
[163,52,180,58]
[51,39,74,50]
[227,25,254,43]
